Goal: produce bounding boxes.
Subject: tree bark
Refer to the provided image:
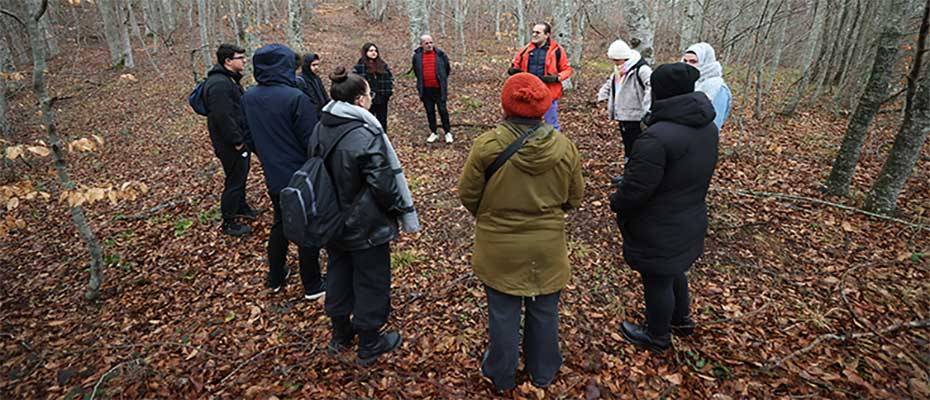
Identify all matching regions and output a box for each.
[197,0,210,71]
[780,0,825,116]
[824,0,907,196]
[515,0,526,47]
[0,33,13,73]
[287,0,303,52]
[406,0,428,51]
[905,0,930,117]
[764,13,787,94]
[622,0,655,64]
[25,0,105,300]
[679,0,704,52]
[554,0,575,91]
[864,0,930,214]
[96,0,126,67]
[452,0,467,57]
[160,0,175,32]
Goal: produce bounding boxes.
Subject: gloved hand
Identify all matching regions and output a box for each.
[507,67,521,75]
[541,75,560,84]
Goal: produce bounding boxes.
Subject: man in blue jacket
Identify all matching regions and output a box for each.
[241,44,325,299]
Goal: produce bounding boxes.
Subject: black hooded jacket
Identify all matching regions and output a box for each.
[204,64,247,156]
[610,92,719,275]
[296,53,330,115]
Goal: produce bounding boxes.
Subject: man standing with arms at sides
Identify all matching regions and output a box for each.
[508,22,573,131]
[412,34,454,144]
[204,44,257,237]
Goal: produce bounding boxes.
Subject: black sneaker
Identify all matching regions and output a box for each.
[357,330,402,366]
[236,207,260,220]
[267,267,292,293]
[304,279,326,301]
[222,221,252,237]
[620,321,671,353]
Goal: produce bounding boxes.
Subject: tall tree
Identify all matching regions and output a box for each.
[864,0,930,214]
[96,0,127,67]
[515,0,526,46]
[197,0,210,71]
[406,0,428,50]
[679,0,704,51]
[823,0,907,196]
[452,0,467,56]
[622,0,655,64]
[116,0,134,68]
[554,0,576,90]
[780,0,826,116]
[287,0,303,52]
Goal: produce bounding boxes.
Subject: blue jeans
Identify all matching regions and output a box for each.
[543,100,560,131]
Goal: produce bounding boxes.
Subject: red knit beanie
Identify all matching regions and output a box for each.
[501,73,552,118]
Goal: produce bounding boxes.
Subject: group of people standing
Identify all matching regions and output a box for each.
[197,20,727,392]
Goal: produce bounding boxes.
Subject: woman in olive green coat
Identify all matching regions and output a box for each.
[458,73,584,392]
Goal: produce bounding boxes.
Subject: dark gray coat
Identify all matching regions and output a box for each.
[412,47,451,99]
[610,92,719,275]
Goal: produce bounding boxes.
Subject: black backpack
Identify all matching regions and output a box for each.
[279,120,363,248]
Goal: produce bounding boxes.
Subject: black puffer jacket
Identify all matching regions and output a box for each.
[316,112,405,251]
[203,64,247,156]
[610,92,719,275]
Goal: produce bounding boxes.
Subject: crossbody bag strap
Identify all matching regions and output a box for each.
[483,123,542,182]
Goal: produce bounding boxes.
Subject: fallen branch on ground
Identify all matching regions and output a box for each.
[90,357,144,400]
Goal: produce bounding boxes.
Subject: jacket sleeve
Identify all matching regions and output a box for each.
[614,133,665,214]
[443,51,452,76]
[240,97,254,153]
[458,136,489,217]
[361,134,407,215]
[411,53,419,79]
[292,94,318,152]
[510,47,525,70]
[564,143,585,211]
[640,66,653,113]
[596,76,612,101]
[206,79,245,146]
[385,64,394,93]
[556,47,573,81]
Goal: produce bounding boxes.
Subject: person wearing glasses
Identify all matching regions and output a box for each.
[353,43,394,132]
[203,44,258,237]
[412,34,454,144]
[596,39,652,162]
[240,44,326,300]
[507,22,573,131]
[682,42,730,129]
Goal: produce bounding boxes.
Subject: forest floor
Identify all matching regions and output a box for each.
[2,2,930,399]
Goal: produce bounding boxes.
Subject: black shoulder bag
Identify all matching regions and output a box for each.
[483,123,542,183]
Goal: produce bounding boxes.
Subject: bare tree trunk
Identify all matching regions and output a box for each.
[0,70,8,140]
[833,0,871,109]
[440,0,447,35]
[622,0,655,64]
[452,0,467,57]
[231,0,242,47]
[571,4,587,87]
[96,0,125,67]
[287,0,303,52]
[197,0,210,71]
[515,0,526,46]
[24,0,105,300]
[824,0,907,196]
[905,0,930,117]
[679,0,704,51]
[780,0,825,116]
[0,32,14,73]
[240,0,260,82]
[160,0,175,32]
[810,0,850,102]
[38,0,57,57]
[128,0,143,45]
[406,0,428,51]
[764,13,787,94]
[554,0,575,91]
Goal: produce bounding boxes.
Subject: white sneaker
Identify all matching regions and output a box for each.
[427,132,439,143]
[444,132,453,143]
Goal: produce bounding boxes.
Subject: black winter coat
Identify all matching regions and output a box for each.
[353,61,393,105]
[296,68,329,116]
[316,112,406,251]
[204,64,247,157]
[610,92,719,275]
[412,47,451,99]
[240,44,319,194]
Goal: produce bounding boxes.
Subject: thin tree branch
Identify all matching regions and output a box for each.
[32,0,48,22]
[0,9,25,27]
[90,357,144,400]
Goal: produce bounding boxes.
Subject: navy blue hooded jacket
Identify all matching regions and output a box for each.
[241,44,318,193]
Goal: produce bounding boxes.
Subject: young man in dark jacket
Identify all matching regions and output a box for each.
[412,35,453,143]
[240,44,325,299]
[204,44,257,236]
[609,63,719,352]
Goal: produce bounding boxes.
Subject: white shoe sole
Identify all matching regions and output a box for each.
[304,292,326,301]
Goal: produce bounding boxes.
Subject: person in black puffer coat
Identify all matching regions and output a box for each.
[316,66,411,366]
[609,62,719,353]
[296,52,330,117]
[353,43,393,132]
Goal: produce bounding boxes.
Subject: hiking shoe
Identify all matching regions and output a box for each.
[222,221,252,237]
[236,207,260,220]
[427,132,439,143]
[671,315,696,337]
[267,267,292,293]
[328,316,355,355]
[304,279,326,301]
[620,321,671,353]
[357,330,402,366]
[444,132,453,143]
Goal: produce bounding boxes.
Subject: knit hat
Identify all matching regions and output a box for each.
[607,39,634,60]
[651,63,700,101]
[501,73,552,118]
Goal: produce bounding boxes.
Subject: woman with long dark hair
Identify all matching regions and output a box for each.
[353,42,394,132]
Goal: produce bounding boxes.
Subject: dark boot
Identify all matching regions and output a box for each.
[328,316,355,355]
[620,321,671,353]
[357,329,402,366]
[222,220,252,236]
[671,315,695,337]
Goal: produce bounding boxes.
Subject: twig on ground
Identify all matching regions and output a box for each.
[218,342,316,385]
[767,319,930,370]
[90,357,144,400]
[712,187,930,231]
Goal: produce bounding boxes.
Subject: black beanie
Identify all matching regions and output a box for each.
[651,62,700,101]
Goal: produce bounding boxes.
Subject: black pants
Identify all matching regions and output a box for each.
[481,286,562,391]
[217,148,251,222]
[619,121,642,160]
[324,243,392,331]
[640,272,690,337]
[370,100,389,133]
[267,192,322,290]
[421,87,450,134]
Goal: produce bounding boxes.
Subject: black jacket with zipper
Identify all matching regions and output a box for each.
[204,64,247,157]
